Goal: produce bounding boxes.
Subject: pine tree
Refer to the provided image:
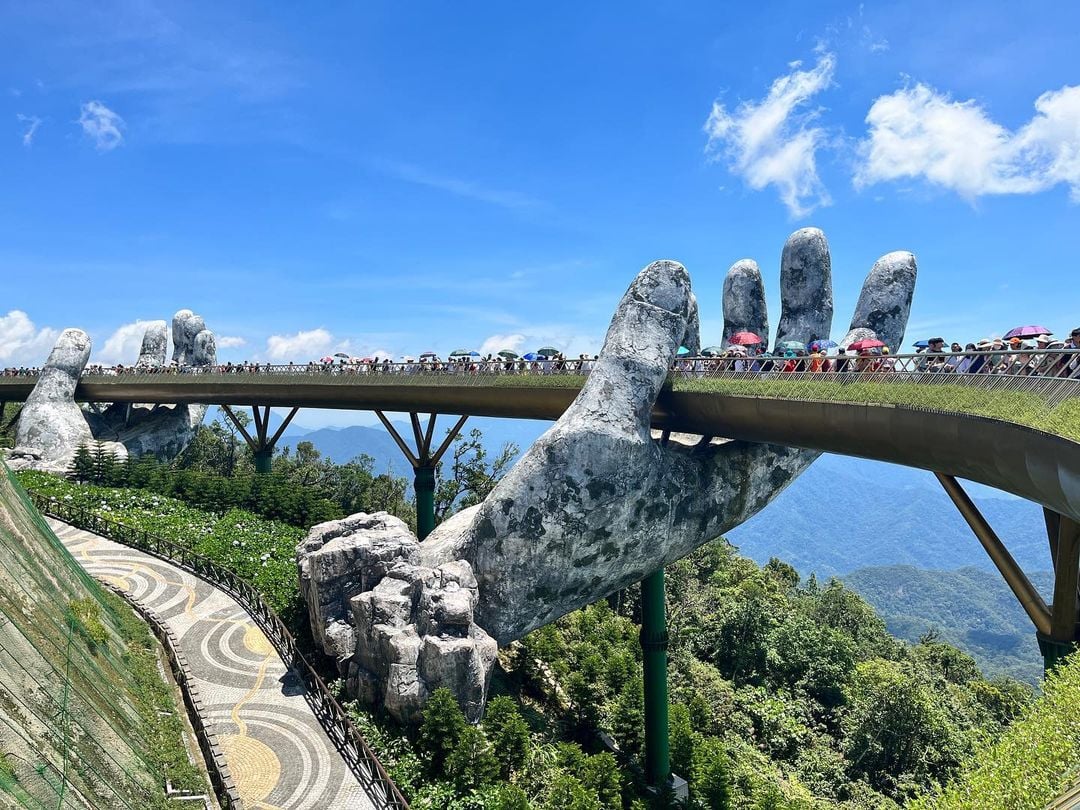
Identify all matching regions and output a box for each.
[580,752,622,810]
[482,695,531,779]
[68,444,94,483]
[445,725,499,793]
[669,703,696,784]
[610,678,645,758]
[417,688,467,777]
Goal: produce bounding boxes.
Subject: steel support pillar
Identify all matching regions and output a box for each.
[221,405,300,475]
[414,465,437,540]
[374,411,468,539]
[641,568,671,789]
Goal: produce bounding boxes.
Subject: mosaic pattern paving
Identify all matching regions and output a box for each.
[49,519,376,810]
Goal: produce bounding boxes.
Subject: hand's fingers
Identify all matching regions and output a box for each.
[722,259,768,347]
[567,260,692,438]
[775,227,833,347]
[842,251,917,350]
[683,292,701,355]
[137,321,167,367]
[171,310,206,364]
[192,330,217,366]
[37,329,90,398]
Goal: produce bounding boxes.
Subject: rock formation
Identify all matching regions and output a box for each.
[297,228,918,722]
[8,310,218,471]
[298,513,497,722]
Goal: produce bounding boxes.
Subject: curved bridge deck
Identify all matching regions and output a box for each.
[49,518,377,810]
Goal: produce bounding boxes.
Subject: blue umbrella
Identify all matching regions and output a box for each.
[677,346,692,356]
[468,351,481,357]
[912,340,930,349]
[809,339,837,351]
[523,352,539,361]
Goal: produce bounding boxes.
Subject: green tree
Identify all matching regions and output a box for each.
[494,783,532,810]
[418,688,468,776]
[483,695,531,779]
[434,427,518,520]
[669,703,696,784]
[545,773,601,810]
[610,679,645,759]
[579,752,621,810]
[68,444,95,482]
[445,725,499,793]
[693,737,732,810]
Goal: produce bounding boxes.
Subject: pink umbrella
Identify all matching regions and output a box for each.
[849,339,886,351]
[1003,325,1052,339]
[729,331,763,345]
[320,356,334,363]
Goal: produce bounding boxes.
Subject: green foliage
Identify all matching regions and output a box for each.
[523,537,1031,808]
[484,695,531,779]
[66,596,109,648]
[419,688,469,776]
[434,427,519,521]
[18,470,305,614]
[844,565,1050,684]
[446,725,500,792]
[912,652,1080,809]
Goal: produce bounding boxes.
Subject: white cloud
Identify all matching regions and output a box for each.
[78,100,124,151]
[98,319,159,364]
[704,52,836,216]
[216,335,246,348]
[856,82,1080,201]
[265,328,335,361]
[479,333,526,356]
[0,310,60,366]
[16,114,41,146]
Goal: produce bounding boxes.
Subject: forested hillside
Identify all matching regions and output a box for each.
[844,565,1052,684]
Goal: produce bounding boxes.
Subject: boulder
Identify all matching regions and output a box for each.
[297,513,497,722]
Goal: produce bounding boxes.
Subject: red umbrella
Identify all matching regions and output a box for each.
[1003,325,1052,339]
[849,339,886,351]
[729,331,763,345]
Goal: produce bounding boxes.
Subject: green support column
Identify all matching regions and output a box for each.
[1037,633,1077,674]
[253,448,273,475]
[415,465,437,541]
[640,568,670,788]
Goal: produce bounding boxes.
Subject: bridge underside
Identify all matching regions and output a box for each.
[2,378,1077,523]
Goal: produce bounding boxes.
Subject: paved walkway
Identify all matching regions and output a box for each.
[49,519,376,810]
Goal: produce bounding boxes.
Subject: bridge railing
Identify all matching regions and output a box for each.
[27,492,411,810]
[3,350,1078,440]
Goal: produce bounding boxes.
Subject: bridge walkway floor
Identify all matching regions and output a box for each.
[48,518,376,810]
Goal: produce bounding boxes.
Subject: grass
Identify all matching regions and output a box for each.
[674,376,1080,444]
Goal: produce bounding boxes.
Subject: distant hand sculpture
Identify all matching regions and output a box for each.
[10,310,217,471]
[297,228,917,721]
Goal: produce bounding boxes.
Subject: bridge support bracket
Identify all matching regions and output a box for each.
[375,411,468,540]
[221,405,300,475]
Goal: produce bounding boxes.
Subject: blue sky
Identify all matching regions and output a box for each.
[2,1,1079,426]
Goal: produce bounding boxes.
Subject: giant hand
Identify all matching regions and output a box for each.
[10,310,217,471]
[298,228,917,721]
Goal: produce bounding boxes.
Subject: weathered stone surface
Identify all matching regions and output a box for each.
[776,227,833,346]
[14,311,221,469]
[297,228,918,722]
[137,321,168,368]
[843,251,917,351]
[296,513,497,722]
[722,259,768,346]
[13,329,94,471]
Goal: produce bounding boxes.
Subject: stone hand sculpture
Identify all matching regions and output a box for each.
[9,310,217,471]
[298,227,917,721]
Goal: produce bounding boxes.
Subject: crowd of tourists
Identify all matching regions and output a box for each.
[4,327,1079,380]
